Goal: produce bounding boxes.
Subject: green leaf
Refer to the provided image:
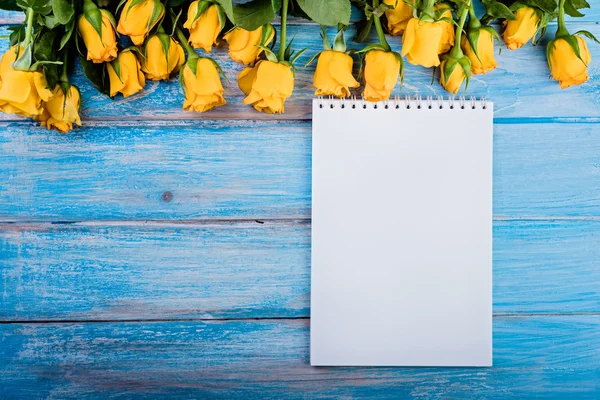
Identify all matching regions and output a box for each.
[520,0,557,14]
[290,47,308,64]
[458,56,472,91]
[167,0,188,7]
[356,43,388,54]
[296,0,351,26]
[30,60,62,70]
[481,0,515,20]
[146,0,164,34]
[83,9,104,38]
[320,25,331,50]
[545,38,555,70]
[564,0,590,18]
[354,16,373,43]
[233,0,276,31]
[332,25,347,52]
[40,13,60,29]
[80,54,109,95]
[16,0,51,14]
[43,63,59,88]
[59,18,75,50]
[215,0,234,22]
[12,43,32,70]
[304,50,322,66]
[52,0,74,24]
[8,25,25,46]
[574,30,600,45]
[33,28,56,62]
[257,44,278,62]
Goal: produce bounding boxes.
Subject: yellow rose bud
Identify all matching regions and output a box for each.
[547,35,592,89]
[38,85,82,134]
[383,0,413,36]
[440,57,469,94]
[107,50,146,98]
[363,50,401,102]
[436,3,455,54]
[223,25,275,65]
[78,9,118,63]
[181,57,226,112]
[313,50,360,98]
[503,6,539,50]
[117,0,165,46]
[402,18,444,67]
[0,46,54,117]
[140,33,186,80]
[238,60,294,114]
[461,28,498,75]
[184,2,223,53]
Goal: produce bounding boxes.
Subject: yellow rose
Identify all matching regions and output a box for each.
[402,18,444,67]
[439,57,469,94]
[184,1,223,53]
[363,50,401,102]
[436,3,455,54]
[78,8,118,63]
[38,85,82,133]
[238,60,294,114]
[107,50,146,98]
[313,50,360,98]
[461,28,498,75]
[181,57,226,112]
[503,6,539,50]
[117,0,164,46]
[547,35,592,89]
[0,46,54,117]
[383,0,413,36]
[223,25,275,65]
[140,33,185,80]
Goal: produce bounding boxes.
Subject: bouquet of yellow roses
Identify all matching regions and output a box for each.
[0,0,595,132]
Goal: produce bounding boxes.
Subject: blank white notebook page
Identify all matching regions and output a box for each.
[311,98,493,367]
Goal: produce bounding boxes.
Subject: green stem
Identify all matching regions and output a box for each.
[450,5,469,58]
[176,28,199,60]
[422,0,435,21]
[277,0,288,60]
[556,0,569,37]
[373,0,391,51]
[467,6,481,30]
[23,7,34,47]
[60,51,69,83]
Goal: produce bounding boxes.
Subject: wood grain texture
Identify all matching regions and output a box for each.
[0,23,599,122]
[1,121,599,221]
[2,316,600,399]
[2,220,599,321]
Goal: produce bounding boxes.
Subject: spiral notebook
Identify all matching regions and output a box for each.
[310,96,493,367]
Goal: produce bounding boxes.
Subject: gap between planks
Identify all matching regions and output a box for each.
[2,312,600,325]
[2,116,600,125]
[1,216,600,226]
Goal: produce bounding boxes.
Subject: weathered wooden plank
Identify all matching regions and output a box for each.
[1,220,599,320]
[0,23,599,121]
[1,121,599,221]
[1,316,600,399]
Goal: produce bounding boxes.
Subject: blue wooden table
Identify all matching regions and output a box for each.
[1,7,600,398]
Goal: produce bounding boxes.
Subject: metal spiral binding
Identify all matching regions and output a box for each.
[317,95,488,110]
